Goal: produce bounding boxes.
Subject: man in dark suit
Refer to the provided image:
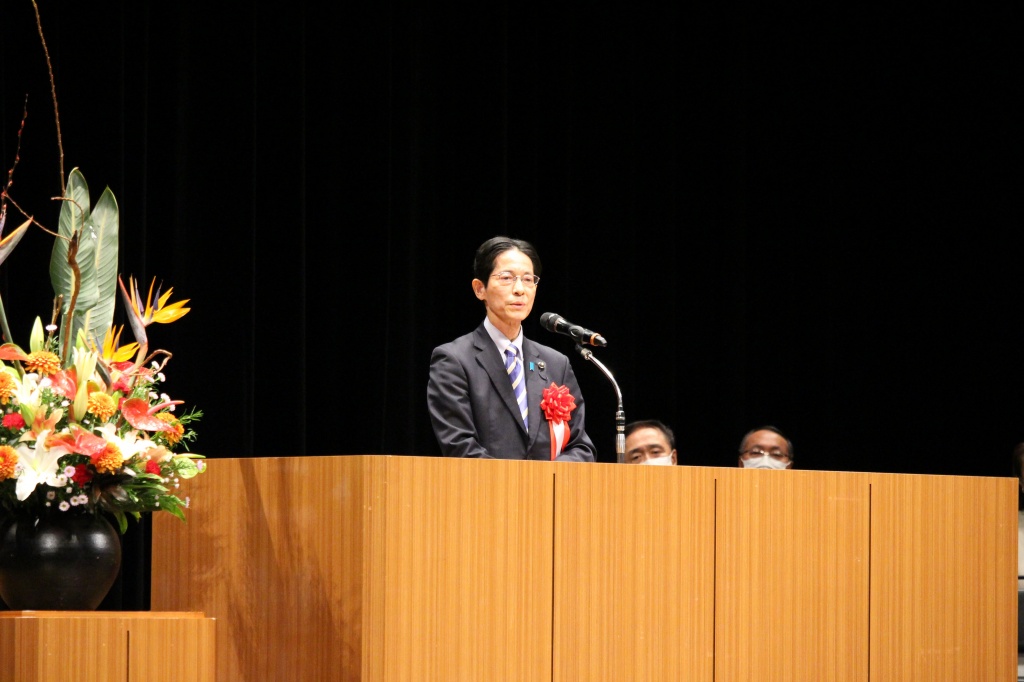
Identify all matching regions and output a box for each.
[427,236,596,461]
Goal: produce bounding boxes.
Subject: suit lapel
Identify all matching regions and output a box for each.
[523,340,551,448]
[473,325,528,435]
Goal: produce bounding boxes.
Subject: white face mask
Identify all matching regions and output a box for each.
[641,453,674,466]
[741,454,789,470]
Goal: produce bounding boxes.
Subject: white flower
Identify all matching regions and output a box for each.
[13,431,71,502]
[58,501,69,511]
[94,423,157,461]
[63,465,76,477]
[13,373,43,414]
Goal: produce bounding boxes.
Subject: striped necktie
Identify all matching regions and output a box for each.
[505,345,528,431]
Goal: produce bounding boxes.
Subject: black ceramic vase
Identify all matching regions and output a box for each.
[0,513,122,610]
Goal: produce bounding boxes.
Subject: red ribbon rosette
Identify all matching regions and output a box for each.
[540,383,576,423]
[540,382,576,460]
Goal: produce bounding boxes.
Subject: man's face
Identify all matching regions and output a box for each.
[625,427,677,465]
[473,249,536,332]
[738,429,792,469]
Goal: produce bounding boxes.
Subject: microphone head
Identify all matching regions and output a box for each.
[539,312,562,332]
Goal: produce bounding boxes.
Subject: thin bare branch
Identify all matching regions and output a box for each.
[31,0,64,195]
[1,95,29,214]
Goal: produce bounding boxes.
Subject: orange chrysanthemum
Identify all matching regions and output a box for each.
[0,445,17,480]
[24,350,61,377]
[0,372,16,405]
[91,442,123,474]
[156,412,184,445]
[87,392,118,422]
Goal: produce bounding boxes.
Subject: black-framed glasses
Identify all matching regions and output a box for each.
[491,271,540,288]
[740,447,790,460]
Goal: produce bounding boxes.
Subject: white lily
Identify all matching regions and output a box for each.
[14,430,71,501]
[94,423,157,461]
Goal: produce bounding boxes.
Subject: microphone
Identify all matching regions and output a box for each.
[539,312,607,347]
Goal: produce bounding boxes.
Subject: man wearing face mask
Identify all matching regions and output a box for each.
[737,425,794,470]
[624,420,678,465]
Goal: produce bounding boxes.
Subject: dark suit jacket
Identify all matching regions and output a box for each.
[427,323,597,461]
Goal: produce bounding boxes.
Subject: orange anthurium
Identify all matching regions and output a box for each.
[0,344,28,362]
[46,426,109,458]
[48,369,78,400]
[121,397,179,432]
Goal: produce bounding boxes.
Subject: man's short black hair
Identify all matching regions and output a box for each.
[738,424,794,460]
[473,236,542,283]
[625,419,676,451]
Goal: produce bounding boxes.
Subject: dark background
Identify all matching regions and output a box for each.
[1,2,1020,477]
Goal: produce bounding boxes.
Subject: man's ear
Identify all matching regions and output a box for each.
[671,450,678,465]
[472,279,486,300]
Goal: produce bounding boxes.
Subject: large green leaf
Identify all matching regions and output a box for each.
[50,168,92,313]
[75,187,119,348]
[48,168,119,355]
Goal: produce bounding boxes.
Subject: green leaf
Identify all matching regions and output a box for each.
[48,168,120,358]
[174,457,201,479]
[50,168,91,305]
[75,186,119,348]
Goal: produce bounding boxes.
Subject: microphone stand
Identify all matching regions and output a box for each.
[575,344,626,463]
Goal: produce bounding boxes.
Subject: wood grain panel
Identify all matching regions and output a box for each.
[552,462,717,681]
[869,473,1017,681]
[151,456,1017,681]
[0,611,214,682]
[373,456,555,682]
[715,468,870,681]
[152,455,556,682]
[153,455,378,681]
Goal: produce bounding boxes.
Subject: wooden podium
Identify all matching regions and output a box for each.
[0,610,216,681]
[151,456,1017,681]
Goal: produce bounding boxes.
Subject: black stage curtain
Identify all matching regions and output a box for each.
[1,2,1020,477]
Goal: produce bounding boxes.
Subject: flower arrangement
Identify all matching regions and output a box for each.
[0,4,204,534]
[0,198,203,532]
[0,194,203,532]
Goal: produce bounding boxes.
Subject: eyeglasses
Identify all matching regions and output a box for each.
[490,271,540,288]
[740,447,790,460]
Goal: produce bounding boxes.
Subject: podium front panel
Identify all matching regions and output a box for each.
[869,473,1017,681]
[714,468,871,681]
[552,462,717,681]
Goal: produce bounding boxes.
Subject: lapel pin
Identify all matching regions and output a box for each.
[537,361,546,371]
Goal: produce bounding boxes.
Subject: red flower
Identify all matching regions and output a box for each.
[71,464,93,487]
[2,413,25,430]
[145,460,162,475]
[540,383,576,423]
